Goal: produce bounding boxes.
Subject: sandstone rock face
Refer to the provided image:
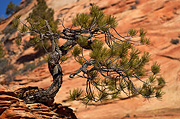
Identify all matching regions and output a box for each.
[0,86,77,119]
[1,0,180,119]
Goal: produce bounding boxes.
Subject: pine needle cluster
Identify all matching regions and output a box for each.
[70,4,165,104]
[16,0,59,51]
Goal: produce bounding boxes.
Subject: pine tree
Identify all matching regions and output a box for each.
[27,0,58,51]
[6,1,15,15]
[15,4,165,105]
[6,1,20,15]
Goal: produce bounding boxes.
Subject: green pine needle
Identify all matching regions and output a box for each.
[151,62,160,75]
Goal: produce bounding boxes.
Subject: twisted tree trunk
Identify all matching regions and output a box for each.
[14,20,89,105]
[22,51,62,105]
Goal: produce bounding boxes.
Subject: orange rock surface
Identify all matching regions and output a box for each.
[0,0,180,118]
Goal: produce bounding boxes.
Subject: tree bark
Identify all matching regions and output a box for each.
[18,51,63,106]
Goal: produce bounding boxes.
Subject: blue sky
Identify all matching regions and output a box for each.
[0,0,22,18]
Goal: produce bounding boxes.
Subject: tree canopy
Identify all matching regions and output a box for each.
[27,0,58,51]
[6,1,20,15]
[14,3,165,105]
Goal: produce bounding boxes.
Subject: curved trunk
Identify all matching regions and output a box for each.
[46,60,63,98]
[23,51,63,105]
